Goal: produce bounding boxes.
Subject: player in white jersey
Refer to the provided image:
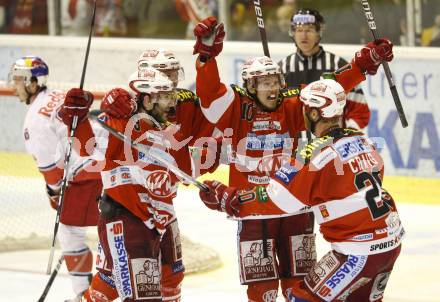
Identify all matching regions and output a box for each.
[8,56,102,302]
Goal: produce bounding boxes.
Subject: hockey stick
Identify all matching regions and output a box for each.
[359,0,408,128]
[88,110,209,192]
[46,0,97,275]
[38,255,64,302]
[251,0,272,259]
[252,0,270,57]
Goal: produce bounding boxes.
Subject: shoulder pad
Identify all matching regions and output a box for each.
[231,84,253,98]
[176,88,199,103]
[278,87,300,99]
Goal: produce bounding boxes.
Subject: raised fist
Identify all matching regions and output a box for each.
[101,87,136,119]
[199,180,239,216]
[58,88,94,126]
[354,38,394,75]
[193,16,225,60]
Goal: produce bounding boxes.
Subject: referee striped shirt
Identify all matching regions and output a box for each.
[278,46,369,140]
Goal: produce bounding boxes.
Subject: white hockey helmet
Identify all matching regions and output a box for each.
[138,49,184,82]
[241,56,285,86]
[8,56,49,86]
[300,79,346,118]
[138,49,180,71]
[128,67,175,96]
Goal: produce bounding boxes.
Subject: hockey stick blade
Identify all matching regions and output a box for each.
[38,255,64,302]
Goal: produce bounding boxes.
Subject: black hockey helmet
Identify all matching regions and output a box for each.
[289,8,325,36]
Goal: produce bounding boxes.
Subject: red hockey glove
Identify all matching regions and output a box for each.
[58,88,94,126]
[353,38,394,75]
[46,184,60,211]
[193,16,225,60]
[199,180,239,216]
[100,87,137,119]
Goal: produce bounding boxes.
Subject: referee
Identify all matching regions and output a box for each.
[279,9,370,133]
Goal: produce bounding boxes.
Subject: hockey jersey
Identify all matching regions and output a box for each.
[235,128,404,255]
[22,89,95,187]
[195,58,365,196]
[76,114,193,234]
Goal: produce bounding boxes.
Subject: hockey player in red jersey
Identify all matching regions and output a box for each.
[199,79,404,302]
[135,48,215,149]
[60,68,202,302]
[192,16,394,302]
[81,49,218,302]
[8,56,102,302]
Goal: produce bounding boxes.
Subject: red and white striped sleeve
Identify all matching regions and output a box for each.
[196,58,236,126]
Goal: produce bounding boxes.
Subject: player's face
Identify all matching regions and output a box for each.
[293,24,320,54]
[148,91,177,123]
[10,78,30,103]
[255,74,281,111]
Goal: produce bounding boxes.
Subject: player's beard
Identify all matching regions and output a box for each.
[304,111,318,135]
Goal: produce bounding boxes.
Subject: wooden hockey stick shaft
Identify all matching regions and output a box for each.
[46,0,97,274]
[251,0,271,259]
[359,0,408,128]
[38,256,65,302]
[88,110,209,192]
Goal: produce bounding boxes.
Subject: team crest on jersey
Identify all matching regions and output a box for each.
[240,240,278,283]
[130,258,161,300]
[145,170,176,198]
[369,272,390,301]
[262,290,278,302]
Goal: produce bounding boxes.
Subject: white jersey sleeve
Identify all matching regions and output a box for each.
[23,89,66,171]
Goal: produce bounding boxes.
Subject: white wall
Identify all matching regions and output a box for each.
[1,35,439,177]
